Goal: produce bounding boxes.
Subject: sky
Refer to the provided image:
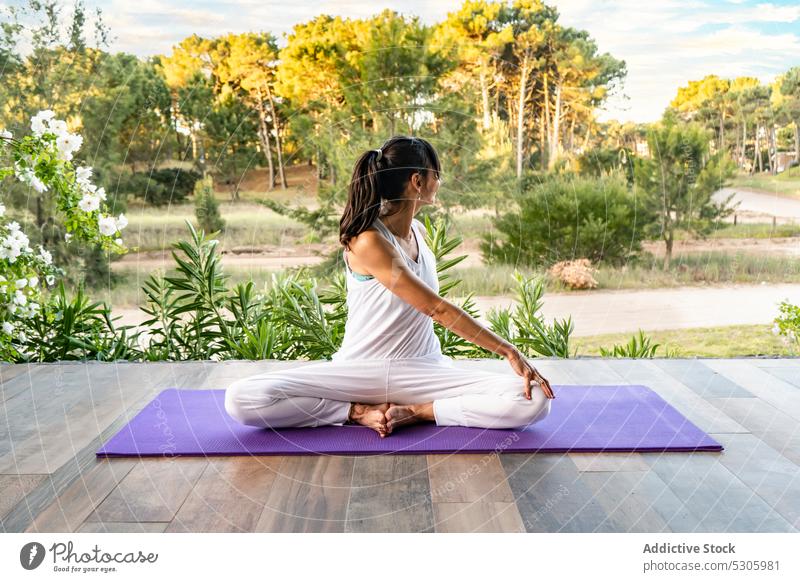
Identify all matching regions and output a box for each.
[6,0,800,123]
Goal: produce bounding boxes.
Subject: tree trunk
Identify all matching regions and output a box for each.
[539,110,546,171]
[569,115,576,153]
[479,67,491,131]
[265,83,288,189]
[256,90,275,191]
[753,125,760,173]
[663,232,673,271]
[543,71,551,169]
[741,119,747,168]
[548,82,562,170]
[718,110,725,152]
[516,56,529,179]
[795,121,800,164]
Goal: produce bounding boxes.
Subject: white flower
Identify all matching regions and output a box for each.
[98,214,118,236]
[0,203,5,217]
[31,109,56,136]
[772,323,781,335]
[95,186,107,201]
[116,213,128,230]
[0,129,11,139]
[76,166,92,183]
[7,221,20,233]
[38,245,52,265]
[6,303,16,315]
[15,278,27,289]
[46,274,55,286]
[114,237,123,245]
[28,276,39,288]
[2,321,12,335]
[64,232,73,242]
[13,289,27,306]
[18,330,26,342]
[78,194,100,212]
[49,119,68,136]
[55,132,82,161]
[29,174,48,193]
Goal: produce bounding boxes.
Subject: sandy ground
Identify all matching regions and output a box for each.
[111,281,800,339]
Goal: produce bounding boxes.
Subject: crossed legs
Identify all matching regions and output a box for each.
[224,355,552,435]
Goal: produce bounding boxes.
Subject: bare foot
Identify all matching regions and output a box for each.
[348,403,390,438]
[385,402,434,434]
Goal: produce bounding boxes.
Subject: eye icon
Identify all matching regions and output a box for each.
[20,542,46,570]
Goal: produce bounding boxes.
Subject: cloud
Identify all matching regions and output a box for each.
[13,0,796,123]
[554,0,800,121]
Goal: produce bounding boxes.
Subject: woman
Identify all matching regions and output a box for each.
[225,135,555,438]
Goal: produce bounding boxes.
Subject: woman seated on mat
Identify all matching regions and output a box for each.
[225,135,556,438]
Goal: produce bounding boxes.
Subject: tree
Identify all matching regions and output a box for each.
[212,32,288,190]
[634,113,738,270]
[778,67,800,164]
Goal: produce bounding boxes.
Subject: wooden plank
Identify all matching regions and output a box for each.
[569,453,650,472]
[346,455,434,533]
[0,362,173,474]
[256,456,354,532]
[712,433,800,530]
[0,363,28,384]
[0,475,47,524]
[748,358,800,369]
[433,501,525,532]
[166,457,282,533]
[642,451,796,532]
[702,360,800,422]
[85,457,208,523]
[580,470,699,532]
[652,359,754,398]
[77,522,168,533]
[706,397,800,466]
[758,366,800,389]
[1,363,187,532]
[501,453,614,533]
[0,364,48,403]
[601,359,748,434]
[24,459,137,533]
[427,453,515,502]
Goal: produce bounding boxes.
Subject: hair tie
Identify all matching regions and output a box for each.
[373,148,383,161]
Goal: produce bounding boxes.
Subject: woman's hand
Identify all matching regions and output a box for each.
[504,346,556,400]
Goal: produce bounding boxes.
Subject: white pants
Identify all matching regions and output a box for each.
[224,353,552,430]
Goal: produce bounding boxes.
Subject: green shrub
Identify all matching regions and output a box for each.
[194,175,225,235]
[599,329,678,358]
[481,174,651,268]
[120,167,200,206]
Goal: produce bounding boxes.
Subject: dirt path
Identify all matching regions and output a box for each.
[111,282,800,339]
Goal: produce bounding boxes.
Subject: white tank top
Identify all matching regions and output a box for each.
[331,216,444,361]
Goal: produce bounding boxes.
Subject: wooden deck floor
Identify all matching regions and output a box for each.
[1,357,799,533]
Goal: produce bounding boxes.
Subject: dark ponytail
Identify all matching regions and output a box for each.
[339,135,440,249]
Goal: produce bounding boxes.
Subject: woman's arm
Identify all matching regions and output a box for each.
[347,230,555,399]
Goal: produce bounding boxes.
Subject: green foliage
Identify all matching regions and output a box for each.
[5,216,577,362]
[193,175,225,234]
[121,167,200,206]
[576,146,635,186]
[633,116,739,266]
[481,174,651,268]
[773,300,800,351]
[15,280,139,362]
[598,329,678,358]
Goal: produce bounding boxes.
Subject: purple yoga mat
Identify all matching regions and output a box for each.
[96,385,723,456]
